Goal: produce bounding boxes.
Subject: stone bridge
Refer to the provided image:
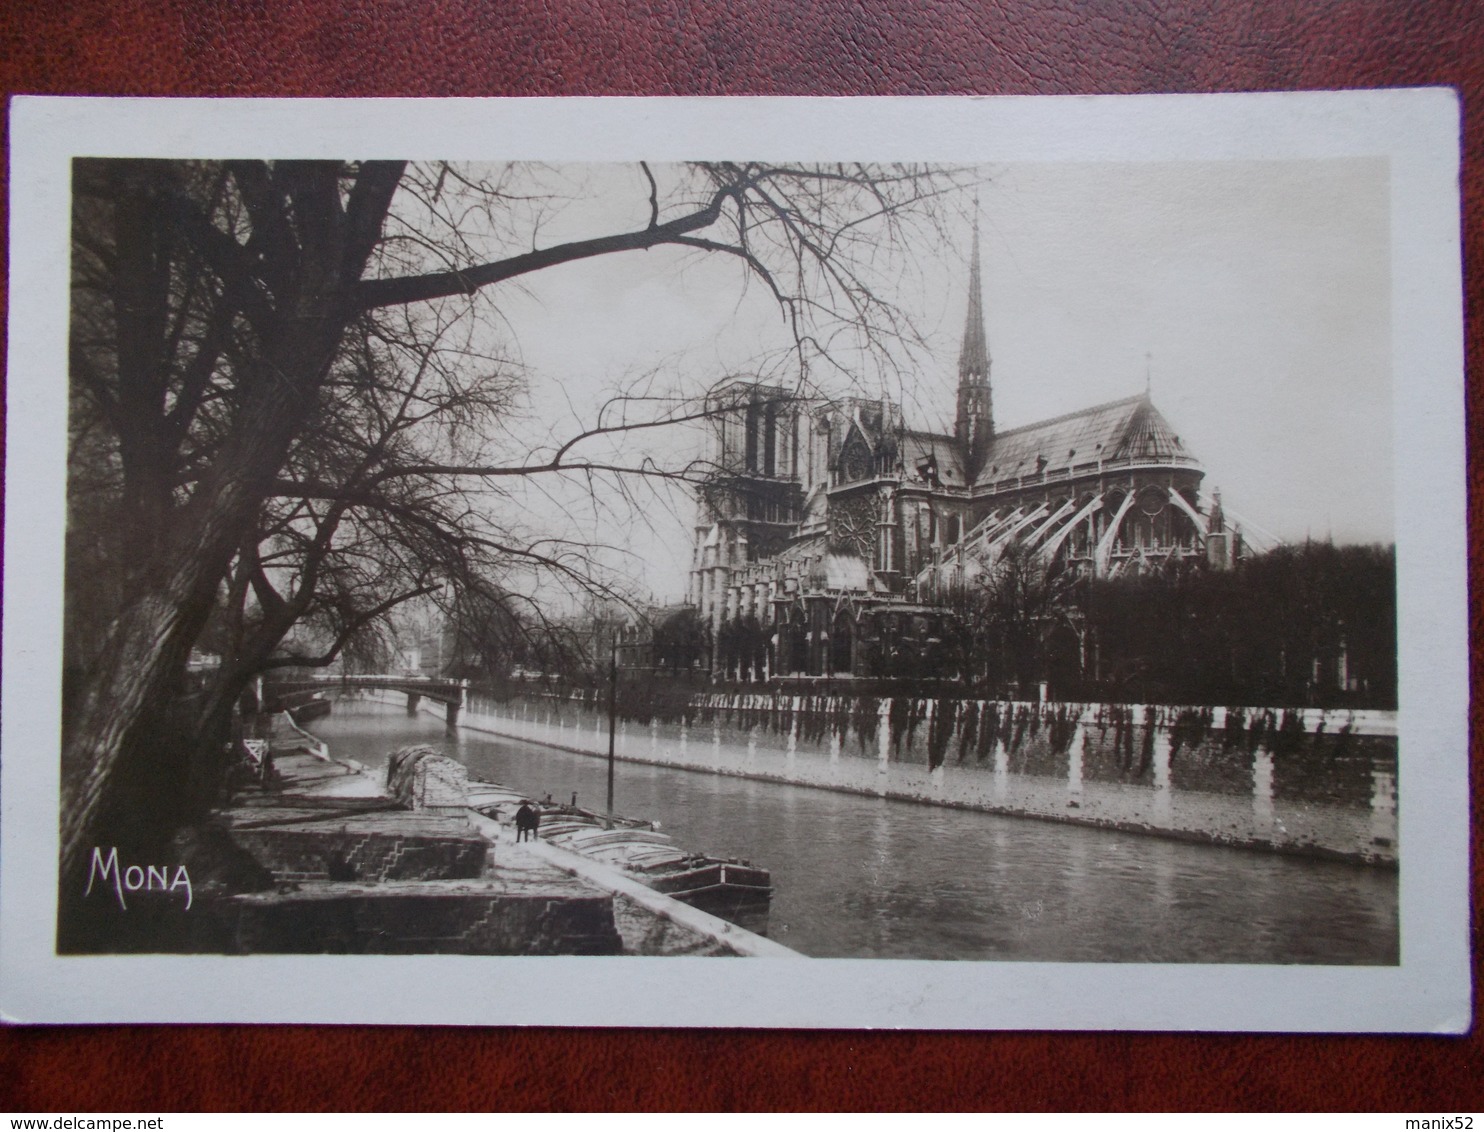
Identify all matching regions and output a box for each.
[264,673,469,732]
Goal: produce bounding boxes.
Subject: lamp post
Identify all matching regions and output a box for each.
[606,636,618,829]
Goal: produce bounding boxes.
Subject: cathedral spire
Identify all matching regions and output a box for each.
[955,212,994,478]
[959,217,990,385]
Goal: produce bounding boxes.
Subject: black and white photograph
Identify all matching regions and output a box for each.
[1,93,1467,1028]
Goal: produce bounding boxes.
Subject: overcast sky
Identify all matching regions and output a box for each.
[468,157,1393,605]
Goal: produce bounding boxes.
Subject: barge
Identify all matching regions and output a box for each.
[467,783,773,934]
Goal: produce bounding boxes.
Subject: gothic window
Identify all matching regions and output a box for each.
[719,413,736,472]
[831,615,855,674]
[831,496,876,561]
[788,409,799,477]
[745,401,760,472]
[1138,485,1167,516]
[763,402,777,476]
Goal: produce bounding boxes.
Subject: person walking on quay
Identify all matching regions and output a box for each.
[515,802,540,842]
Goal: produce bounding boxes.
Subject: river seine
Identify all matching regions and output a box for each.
[309,701,1398,963]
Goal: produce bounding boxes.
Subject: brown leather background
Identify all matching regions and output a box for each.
[1,0,1480,1112]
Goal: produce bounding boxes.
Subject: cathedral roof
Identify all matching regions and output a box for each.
[774,533,828,561]
[901,430,966,487]
[835,399,901,453]
[973,394,1195,488]
[769,535,871,591]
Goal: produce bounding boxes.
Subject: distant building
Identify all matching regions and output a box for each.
[691,221,1242,681]
[557,601,707,675]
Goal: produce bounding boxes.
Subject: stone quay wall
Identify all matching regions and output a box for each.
[230,822,489,886]
[449,690,1398,866]
[225,881,623,955]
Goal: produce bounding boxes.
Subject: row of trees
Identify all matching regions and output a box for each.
[693,540,1394,708]
[64,158,966,879]
[938,540,1396,707]
[1076,541,1396,708]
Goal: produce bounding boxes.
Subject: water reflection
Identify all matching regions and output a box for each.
[310,702,1398,964]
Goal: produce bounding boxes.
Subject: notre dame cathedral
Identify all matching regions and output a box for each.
[689,223,1241,683]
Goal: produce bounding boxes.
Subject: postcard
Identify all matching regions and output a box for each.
[1,91,1467,1029]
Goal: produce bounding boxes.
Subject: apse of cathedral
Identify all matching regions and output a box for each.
[690,222,1240,681]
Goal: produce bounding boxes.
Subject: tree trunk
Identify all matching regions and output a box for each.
[60,160,410,882]
[60,326,347,882]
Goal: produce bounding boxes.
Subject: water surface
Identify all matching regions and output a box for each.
[310,701,1398,963]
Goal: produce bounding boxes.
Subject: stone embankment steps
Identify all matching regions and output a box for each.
[209,728,788,956]
[215,748,621,954]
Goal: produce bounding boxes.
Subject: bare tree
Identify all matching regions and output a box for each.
[936,540,1081,692]
[62,157,969,879]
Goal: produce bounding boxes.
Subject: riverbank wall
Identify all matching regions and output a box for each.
[420,690,1397,867]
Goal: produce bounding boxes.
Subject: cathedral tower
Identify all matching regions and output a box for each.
[954,217,994,480]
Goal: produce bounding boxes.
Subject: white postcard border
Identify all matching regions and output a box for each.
[2,91,1468,1030]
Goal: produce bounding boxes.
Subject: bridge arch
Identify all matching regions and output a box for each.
[262,674,469,734]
